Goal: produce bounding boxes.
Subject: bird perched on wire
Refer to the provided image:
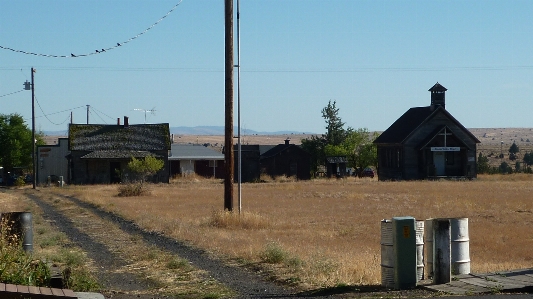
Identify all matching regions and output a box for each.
[117,43,121,46]
[101,49,106,52]
[95,50,100,53]
[71,53,76,57]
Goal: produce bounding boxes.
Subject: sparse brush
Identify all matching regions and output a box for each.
[166,257,192,271]
[273,175,297,183]
[208,210,270,230]
[171,173,222,184]
[259,173,274,182]
[117,182,150,197]
[260,242,289,264]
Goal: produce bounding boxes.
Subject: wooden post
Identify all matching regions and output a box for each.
[31,68,36,189]
[224,0,234,211]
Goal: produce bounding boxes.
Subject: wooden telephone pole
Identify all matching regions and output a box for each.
[224,0,234,211]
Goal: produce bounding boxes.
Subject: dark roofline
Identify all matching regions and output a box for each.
[374,106,480,145]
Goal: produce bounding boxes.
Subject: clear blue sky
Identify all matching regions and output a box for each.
[1,1,532,135]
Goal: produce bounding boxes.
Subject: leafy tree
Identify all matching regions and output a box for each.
[509,142,519,155]
[509,142,519,160]
[303,100,350,174]
[322,100,349,146]
[119,155,164,197]
[523,151,533,166]
[302,101,378,175]
[515,161,521,173]
[0,113,44,174]
[324,144,348,157]
[301,135,327,174]
[499,161,511,174]
[126,155,164,183]
[477,152,490,174]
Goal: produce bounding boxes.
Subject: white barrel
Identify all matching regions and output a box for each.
[381,219,394,288]
[415,220,425,281]
[450,218,470,275]
[425,219,433,279]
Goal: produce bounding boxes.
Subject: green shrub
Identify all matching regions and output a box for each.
[14,176,26,187]
[260,242,288,264]
[166,257,191,271]
[0,231,51,286]
[62,266,100,292]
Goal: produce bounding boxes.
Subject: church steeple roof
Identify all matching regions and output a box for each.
[428,82,447,92]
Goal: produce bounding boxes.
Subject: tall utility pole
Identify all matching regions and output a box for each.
[224,0,234,211]
[86,105,90,124]
[31,68,36,189]
[236,0,242,214]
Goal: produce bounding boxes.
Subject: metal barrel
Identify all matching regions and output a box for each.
[450,217,470,275]
[415,220,425,281]
[0,212,33,253]
[381,219,394,288]
[425,218,434,279]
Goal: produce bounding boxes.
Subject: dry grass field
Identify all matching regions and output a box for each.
[48,175,533,290]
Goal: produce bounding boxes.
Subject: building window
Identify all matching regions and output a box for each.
[382,148,401,168]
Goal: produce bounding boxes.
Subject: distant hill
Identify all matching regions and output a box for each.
[43,126,312,136]
[42,126,533,147]
[169,126,311,135]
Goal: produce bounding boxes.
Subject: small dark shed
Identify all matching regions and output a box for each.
[233,145,262,183]
[259,139,311,180]
[373,83,480,181]
[325,156,348,178]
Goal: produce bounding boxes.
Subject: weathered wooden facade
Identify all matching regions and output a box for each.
[259,139,311,180]
[325,156,348,178]
[233,140,312,182]
[373,83,480,181]
[233,145,262,183]
[68,120,170,184]
[36,138,69,185]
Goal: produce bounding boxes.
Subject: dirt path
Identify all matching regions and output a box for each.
[27,192,298,298]
[26,191,439,299]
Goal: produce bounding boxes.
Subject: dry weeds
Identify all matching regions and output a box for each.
[44,175,533,289]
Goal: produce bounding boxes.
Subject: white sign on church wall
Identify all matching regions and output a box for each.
[431,147,460,152]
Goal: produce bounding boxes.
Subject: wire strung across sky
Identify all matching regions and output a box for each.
[91,106,116,123]
[0,0,183,58]
[0,89,25,98]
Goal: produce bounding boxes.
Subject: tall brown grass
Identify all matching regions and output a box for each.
[57,175,533,289]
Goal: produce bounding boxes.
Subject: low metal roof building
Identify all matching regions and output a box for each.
[169,144,224,178]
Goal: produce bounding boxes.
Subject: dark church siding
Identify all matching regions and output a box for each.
[374,83,479,181]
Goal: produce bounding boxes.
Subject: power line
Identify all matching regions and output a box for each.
[91,106,118,121]
[0,89,24,98]
[34,96,83,125]
[3,64,533,73]
[0,0,183,58]
[89,109,109,124]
